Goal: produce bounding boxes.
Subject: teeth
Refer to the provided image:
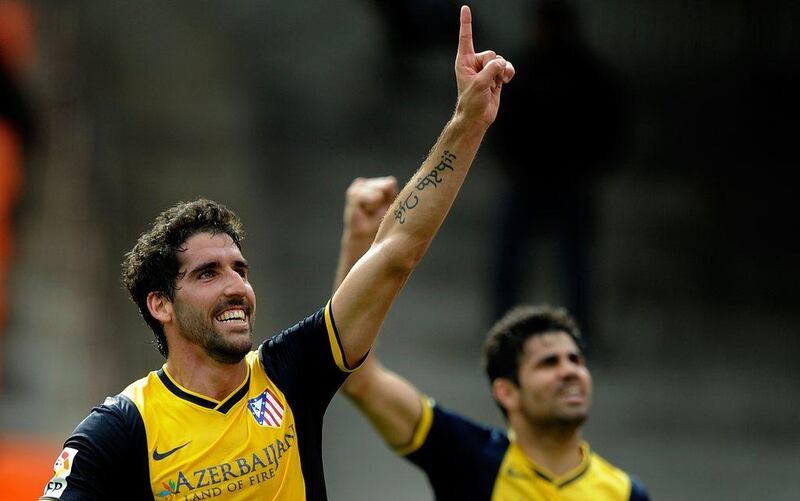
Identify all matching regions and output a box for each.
[216,309,246,322]
[564,387,581,396]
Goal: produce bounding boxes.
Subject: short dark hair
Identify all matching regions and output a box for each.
[121,199,245,358]
[483,304,584,387]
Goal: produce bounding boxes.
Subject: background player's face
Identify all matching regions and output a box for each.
[515,332,592,429]
[171,232,256,364]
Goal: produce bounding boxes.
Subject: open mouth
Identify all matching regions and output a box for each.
[215,308,248,323]
[559,386,585,402]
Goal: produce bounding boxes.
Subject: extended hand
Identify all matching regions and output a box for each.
[343,176,398,241]
[454,5,515,126]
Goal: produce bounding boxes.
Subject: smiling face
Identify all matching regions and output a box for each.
[169,232,256,364]
[513,332,592,429]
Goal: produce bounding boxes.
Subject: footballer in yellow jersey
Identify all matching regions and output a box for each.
[40,6,516,500]
[338,179,650,500]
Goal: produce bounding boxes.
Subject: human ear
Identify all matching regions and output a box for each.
[491,378,520,414]
[146,292,173,324]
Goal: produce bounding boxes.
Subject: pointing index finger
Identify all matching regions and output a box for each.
[458,5,474,56]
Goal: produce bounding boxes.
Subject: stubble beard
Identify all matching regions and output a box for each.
[174,302,254,364]
[551,411,589,430]
[526,401,590,434]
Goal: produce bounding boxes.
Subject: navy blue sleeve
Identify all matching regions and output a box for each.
[629,475,651,501]
[39,395,152,501]
[405,405,507,501]
[258,305,355,501]
[258,305,349,415]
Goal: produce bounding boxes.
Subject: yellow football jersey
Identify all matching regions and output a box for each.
[401,397,650,501]
[41,303,355,501]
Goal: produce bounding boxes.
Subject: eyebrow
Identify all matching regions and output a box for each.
[533,353,559,364]
[188,259,249,276]
[532,349,582,364]
[188,260,220,277]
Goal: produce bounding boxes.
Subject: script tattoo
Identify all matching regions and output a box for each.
[393,151,457,224]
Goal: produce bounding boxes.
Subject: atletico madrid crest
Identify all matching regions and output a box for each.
[247,389,285,427]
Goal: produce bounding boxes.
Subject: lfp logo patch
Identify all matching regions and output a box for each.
[42,447,78,498]
[247,389,284,427]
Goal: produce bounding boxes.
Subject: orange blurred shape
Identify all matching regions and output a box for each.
[0,121,23,332]
[0,435,60,501]
[0,0,35,74]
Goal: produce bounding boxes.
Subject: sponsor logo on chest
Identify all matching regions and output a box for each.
[154,424,297,499]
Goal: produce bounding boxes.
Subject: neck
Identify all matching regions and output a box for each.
[511,418,584,476]
[165,348,248,402]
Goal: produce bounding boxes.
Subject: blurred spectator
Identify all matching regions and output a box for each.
[490,0,627,345]
[0,0,36,383]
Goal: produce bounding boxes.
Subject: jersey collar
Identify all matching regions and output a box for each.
[157,365,251,414]
[508,438,592,488]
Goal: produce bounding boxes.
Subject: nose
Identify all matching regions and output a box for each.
[558,357,581,380]
[222,268,249,297]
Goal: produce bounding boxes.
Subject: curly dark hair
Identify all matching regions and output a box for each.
[122,199,245,358]
[483,304,584,386]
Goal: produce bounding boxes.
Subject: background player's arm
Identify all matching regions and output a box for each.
[331,5,515,367]
[336,178,424,448]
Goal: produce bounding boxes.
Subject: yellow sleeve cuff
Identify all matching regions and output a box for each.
[395,395,435,456]
[324,300,366,373]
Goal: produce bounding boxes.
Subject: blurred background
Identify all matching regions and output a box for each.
[1,0,799,499]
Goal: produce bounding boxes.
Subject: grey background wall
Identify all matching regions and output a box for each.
[2,1,799,499]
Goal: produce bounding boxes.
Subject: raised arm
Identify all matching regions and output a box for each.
[331,5,514,367]
[332,177,398,294]
[335,177,425,448]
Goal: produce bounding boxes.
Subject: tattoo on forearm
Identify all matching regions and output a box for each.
[393,151,457,224]
[415,151,456,190]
